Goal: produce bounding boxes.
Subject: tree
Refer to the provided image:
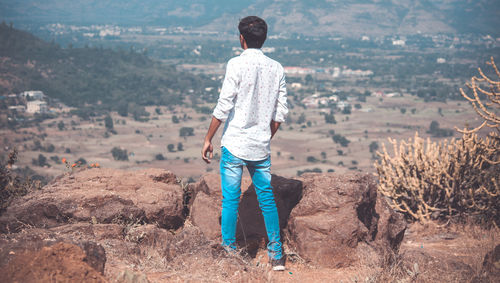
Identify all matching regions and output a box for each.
[155,154,165,160]
[369,141,379,153]
[57,121,65,131]
[297,113,306,124]
[117,102,128,117]
[104,115,114,131]
[400,108,406,114]
[167,144,175,152]
[324,113,336,124]
[172,115,180,124]
[177,142,184,151]
[179,127,194,137]
[111,147,128,161]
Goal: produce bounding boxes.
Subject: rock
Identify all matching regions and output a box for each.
[189,173,303,251]
[472,244,500,282]
[286,173,406,268]
[0,168,186,232]
[81,241,107,275]
[0,242,108,283]
[482,244,500,278]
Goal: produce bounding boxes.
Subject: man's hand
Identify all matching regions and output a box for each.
[270,120,281,139]
[201,140,214,163]
[201,116,222,164]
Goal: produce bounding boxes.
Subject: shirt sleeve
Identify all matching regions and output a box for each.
[272,70,288,123]
[213,59,239,121]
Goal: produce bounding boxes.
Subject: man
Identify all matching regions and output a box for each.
[201,16,288,271]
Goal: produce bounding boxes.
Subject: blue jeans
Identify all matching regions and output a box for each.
[219,146,282,260]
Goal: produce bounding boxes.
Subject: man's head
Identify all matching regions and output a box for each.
[238,16,267,49]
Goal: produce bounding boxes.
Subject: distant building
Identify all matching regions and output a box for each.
[26,101,48,114]
[436,58,446,64]
[8,105,26,112]
[20,90,45,100]
[337,101,350,111]
[392,39,405,46]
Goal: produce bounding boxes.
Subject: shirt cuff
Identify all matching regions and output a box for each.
[212,107,228,121]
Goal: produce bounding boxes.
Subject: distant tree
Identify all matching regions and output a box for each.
[167,144,175,152]
[57,121,65,131]
[104,115,114,130]
[411,108,416,114]
[117,102,128,117]
[342,105,352,115]
[429,120,440,133]
[111,147,128,161]
[369,141,379,153]
[177,142,184,151]
[155,107,162,115]
[332,134,350,147]
[75,157,87,165]
[45,144,55,153]
[306,156,319,163]
[400,108,406,114]
[354,103,362,109]
[324,113,336,124]
[179,127,194,137]
[32,154,48,167]
[321,152,327,159]
[305,74,313,85]
[297,113,306,124]
[172,115,180,124]
[155,154,165,160]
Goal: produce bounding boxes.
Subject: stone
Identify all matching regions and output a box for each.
[286,173,406,268]
[0,168,186,232]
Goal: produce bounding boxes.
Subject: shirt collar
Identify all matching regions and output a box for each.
[240,48,263,56]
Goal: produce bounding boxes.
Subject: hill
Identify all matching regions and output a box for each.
[0,22,214,108]
[1,0,499,36]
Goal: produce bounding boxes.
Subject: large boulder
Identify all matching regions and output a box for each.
[189,173,303,251]
[0,168,185,233]
[286,173,406,268]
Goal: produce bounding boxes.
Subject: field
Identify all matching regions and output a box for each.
[2,94,481,183]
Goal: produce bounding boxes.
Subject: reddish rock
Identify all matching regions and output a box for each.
[286,173,406,268]
[189,173,303,253]
[0,168,185,232]
[0,242,107,283]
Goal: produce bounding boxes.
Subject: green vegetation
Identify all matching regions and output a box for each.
[111,147,128,161]
[0,23,216,111]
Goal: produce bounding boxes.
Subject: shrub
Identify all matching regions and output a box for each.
[306,156,319,163]
[375,132,499,225]
[111,147,128,161]
[155,154,165,160]
[1,149,42,212]
[167,144,175,152]
[179,127,194,137]
[332,134,350,147]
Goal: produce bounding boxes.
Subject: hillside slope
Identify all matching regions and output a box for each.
[0,23,213,107]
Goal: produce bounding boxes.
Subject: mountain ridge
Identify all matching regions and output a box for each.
[1,0,499,36]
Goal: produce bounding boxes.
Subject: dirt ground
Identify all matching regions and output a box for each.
[142,222,500,282]
[1,95,480,184]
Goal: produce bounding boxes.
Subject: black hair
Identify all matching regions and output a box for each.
[238,16,267,48]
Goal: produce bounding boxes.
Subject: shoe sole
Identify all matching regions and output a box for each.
[272,265,285,271]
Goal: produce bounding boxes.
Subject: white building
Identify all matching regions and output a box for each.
[26,101,48,114]
[20,90,45,100]
[8,105,26,112]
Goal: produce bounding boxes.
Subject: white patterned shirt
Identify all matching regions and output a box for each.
[212,48,288,161]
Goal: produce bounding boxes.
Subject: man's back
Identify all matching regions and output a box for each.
[212,48,288,161]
